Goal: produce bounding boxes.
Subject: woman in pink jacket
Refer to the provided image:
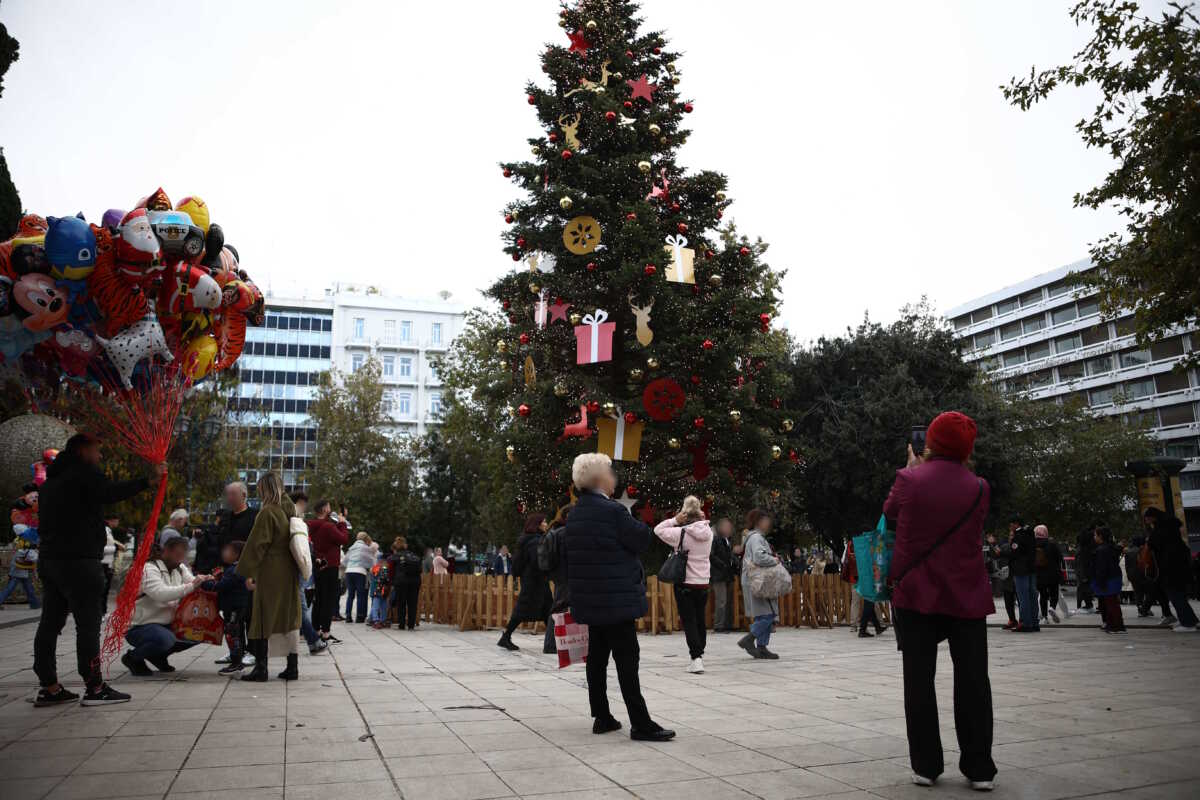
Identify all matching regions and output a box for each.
[654,496,713,674]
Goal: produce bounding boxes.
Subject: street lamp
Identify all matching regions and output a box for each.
[175,412,225,512]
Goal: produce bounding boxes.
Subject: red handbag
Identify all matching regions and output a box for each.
[172,589,224,645]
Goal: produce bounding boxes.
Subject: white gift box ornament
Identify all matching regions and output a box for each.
[664,234,695,284]
[533,290,549,329]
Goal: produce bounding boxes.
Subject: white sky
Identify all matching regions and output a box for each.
[1,0,1134,342]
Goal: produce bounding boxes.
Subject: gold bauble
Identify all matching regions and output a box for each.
[646,357,659,370]
[715,191,727,201]
[508,405,518,418]
[569,312,582,325]
[559,196,574,211]
[554,381,569,397]
[496,359,507,370]
[612,71,623,80]
[505,445,516,462]
[659,136,669,145]
[601,401,617,417]
[707,274,723,287]
[668,62,678,72]
[770,489,781,500]
[531,144,541,156]
[495,340,508,354]
[628,368,644,382]
[585,19,598,30]
[648,123,661,136]
[729,409,742,425]
[771,445,782,460]
[705,492,716,504]
[509,209,519,221]
[558,19,567,28]
[637,160,652,174]
[671,77,680,85]
[781,418,795,432]
[529,282,541,294]
[667,437,681,450]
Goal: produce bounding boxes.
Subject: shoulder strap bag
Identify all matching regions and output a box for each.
[657,525,689,585]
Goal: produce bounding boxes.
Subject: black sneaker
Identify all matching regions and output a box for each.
[147,656,175,673]
[631,725,676,742]
[80,684,131,706]
[858,630,874,638]
[308,640,329,655]
[34,686,80,707]
[218,663,245,676]
[593,716,622,734]
[497,636,519,651]
[121,652,153,677]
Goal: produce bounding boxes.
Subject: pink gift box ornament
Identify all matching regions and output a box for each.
[574,309,615,364]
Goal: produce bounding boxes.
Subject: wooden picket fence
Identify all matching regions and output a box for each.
[402,573,890,634]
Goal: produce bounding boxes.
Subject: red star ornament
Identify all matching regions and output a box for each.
[626,74,657,102]
[567,30,589,54]
[548,298,572,323]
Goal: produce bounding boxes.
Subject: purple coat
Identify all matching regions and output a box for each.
[883,458,994,619]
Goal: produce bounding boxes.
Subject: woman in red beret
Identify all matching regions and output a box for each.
[883,411,996,791]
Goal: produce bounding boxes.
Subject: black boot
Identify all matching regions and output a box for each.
[497,633,519,651]
[241,640,268,682]
[277,653,298,681]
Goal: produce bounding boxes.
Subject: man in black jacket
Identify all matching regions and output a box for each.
[565,453,674,742]
[33,433,165,707]
[710,517,737,632]
[1009,524,1039,632]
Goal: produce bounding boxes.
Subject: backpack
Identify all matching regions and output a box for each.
[1138,542,1158,581]
[538,527,563,573]
[1034,544,1048,570]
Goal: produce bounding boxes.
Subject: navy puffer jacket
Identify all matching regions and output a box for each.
[565,489,651,626]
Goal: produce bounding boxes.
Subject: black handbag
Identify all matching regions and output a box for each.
[657,529,689,584]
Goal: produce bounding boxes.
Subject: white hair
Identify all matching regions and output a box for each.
[679,495,702,521]
[572,452,612,490]
[225,481,248,499]
[168,509,189,526]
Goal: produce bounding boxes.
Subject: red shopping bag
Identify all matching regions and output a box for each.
[553,610,588,669]
[171,589,224,645]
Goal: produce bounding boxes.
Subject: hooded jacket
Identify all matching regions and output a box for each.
[38,450,149,561]
[653,517,713,586]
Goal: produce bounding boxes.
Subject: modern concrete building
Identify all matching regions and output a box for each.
[946,260,1200,534]
[233,284,465,492]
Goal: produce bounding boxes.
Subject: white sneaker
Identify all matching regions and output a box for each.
[1172,625,1199,633]
[1048,609,1060,624]
[688,657,704,674]
[970,780,995,791]
[912,774,935,787]
[243,653,256,665]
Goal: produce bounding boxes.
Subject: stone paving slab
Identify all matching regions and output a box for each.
[2,604,1200,799]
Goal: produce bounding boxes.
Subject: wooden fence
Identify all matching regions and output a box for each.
[405,573,890,634]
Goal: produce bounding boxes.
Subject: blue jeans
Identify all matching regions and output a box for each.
[125,623,195,663]
[0,576,39,608]
[344,573,368,622]
[299,582,318,646]
[1014,574,1038,629]
[751,613,775,648]
[369,593,387,623]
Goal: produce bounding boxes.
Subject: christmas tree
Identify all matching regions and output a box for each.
[488,0,796,522]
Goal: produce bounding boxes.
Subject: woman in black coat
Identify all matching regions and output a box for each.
[497,514,552,651]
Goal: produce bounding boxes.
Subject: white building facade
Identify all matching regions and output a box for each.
[946,260,1200,534]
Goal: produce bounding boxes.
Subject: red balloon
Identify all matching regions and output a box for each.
[670,202,681,212]
[642,378,686,422]
[705,249,715,259]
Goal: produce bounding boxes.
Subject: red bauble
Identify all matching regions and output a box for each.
[548,132,559,142]
[683,103,694,113]
[704,249,715,259]
[502,300,511,310]
[623,100,633,110]
[691,285,700,295]
[519,333,530,345]
[626,484,639,497]
[517,501,526,513]
[789,449,800,464]
[716,211,723,219]
[586,400,600,414]
[516,237,526,248]
[511,253,521,261]
[505,214,514,224]
[736,375,745,387]
[561,149,572,160]
[518,404,531,417]
[739,246,751,256]
[772,397,782,408]
[586,261,597,272]
[605,111,616,122]
[677,222,688,234]
[670,202,681,212]
[702,339,714,350]
[623,411,637,424]
[625,49,634,58]
[653,46,662,54]
[644,264,657,276]
[693,416,705,428]
[502,168,512,178]
[690,374,701,385]
[625,212,637,221]
[527,94,536,105]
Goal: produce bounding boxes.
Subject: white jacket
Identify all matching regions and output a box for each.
[130,560,195,627]
[344,541,378,576]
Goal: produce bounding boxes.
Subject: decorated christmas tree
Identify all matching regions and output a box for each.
[489,0,796,522]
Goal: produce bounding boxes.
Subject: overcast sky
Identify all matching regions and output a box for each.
[1,1,1134,342]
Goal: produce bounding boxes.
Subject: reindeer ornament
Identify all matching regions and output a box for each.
[628,293,654,346]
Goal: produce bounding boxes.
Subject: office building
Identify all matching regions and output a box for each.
[946,260,1200,533]
[232,285,465,492]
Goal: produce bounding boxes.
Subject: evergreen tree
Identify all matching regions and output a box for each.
[489,1,795,521]
[0,15,22,240]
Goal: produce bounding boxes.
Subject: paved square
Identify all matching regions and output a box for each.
[2,609,1200,799]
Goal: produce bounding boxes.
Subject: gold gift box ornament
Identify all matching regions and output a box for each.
[664,234,695,284]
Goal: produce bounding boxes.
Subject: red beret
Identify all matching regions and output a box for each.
[926,411,977,461]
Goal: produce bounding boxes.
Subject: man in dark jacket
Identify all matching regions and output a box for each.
[709,518,736,632]
[1075,527,1097,613]
[1145,508,1199,632]
[565,453,674,742]
[1009,523,1039,632]
[34,433,165,707]
[1034,525,1065,623]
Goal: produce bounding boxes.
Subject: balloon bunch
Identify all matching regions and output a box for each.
[0,188,262,389]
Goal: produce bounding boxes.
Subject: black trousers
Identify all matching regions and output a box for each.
[223,608,247,664]
[1038,583,1058,618]
[34,559,106,690]
[392,580,420,629]
[860,600,880,632]
[898,610,996,783]
[102,565,114,613]
[586,620,653,731]
[1002,589,1017,622]
[313,567,339,633]
[674,585,708,659]
[1076,580,1094,609]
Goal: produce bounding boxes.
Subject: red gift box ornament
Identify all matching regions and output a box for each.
[574,309,615,364]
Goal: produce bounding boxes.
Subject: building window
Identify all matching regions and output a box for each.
[973,330,996,349]
[1165,439,1200,459]
[972,306,994,323]
[397,392,412,417]
[1054,333,1082,355]
[1022,314,1046,335]
[1150,336,1185,362]
[429,391,443,417]
[1003,349,1027,368]
[1085,355,1113,376]
[1058,361,1085,382]
[954,315,971,331]
[1051,305,1078,326]
[353,317,365,339]
[1118,348,1151,369]
[427,359,438,381]
[398,356,412,378]
[1125,378,1155,400]
[1089,386,1116,406]
[1026,341,1051,362]
[1047,279,1075,298]
[996,298,1018,316]
[431,322,443,344]
[1115,316,1136,337]
[1155,370,1190,395]
[1076,296,1100,318]
[1160,403,1197,427]
[400,321,412,343]
[1080,323,1110,347]
[1019,289,1043,307]
[351,353,364,372]
[382,391,394,414]
[1000,322,1021,342]
[1180,472,1200,491]
[383,319,397,344]
[382,355,395,377]
[1028,369,1053,389]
